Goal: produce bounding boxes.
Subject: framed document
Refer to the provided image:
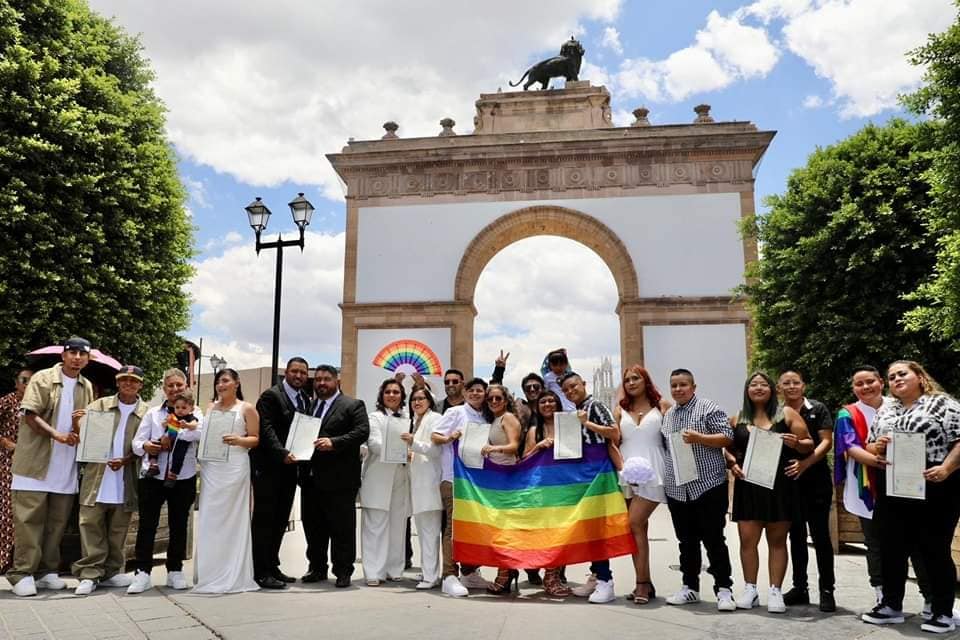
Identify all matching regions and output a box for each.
[199,410,236,462]
[742,427,784,490]
[553,412,583,460]
[886,430,926,500]
[285,412,322,461]
[76,410,115,463]
[668,431,699,485]
[459,422,491,470]
[381,416,409,464]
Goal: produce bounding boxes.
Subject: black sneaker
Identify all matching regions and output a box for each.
[862,605,905,625]
[921,615,956,634]
[819,590,836,612]
[783,587,810,606]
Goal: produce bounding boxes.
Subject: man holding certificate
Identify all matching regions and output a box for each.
[71,365,149,595]
[252,356,312,589]
[863,361,960,634]
[659,369,737,612]
[7,337,94,597]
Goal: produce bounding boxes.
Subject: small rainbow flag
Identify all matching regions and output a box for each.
[165,414,182,439]
[372,339,442,376]
[452,443,636,568]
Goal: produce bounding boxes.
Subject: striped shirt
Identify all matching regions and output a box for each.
[661,395,732,501]
[577,395,615,444]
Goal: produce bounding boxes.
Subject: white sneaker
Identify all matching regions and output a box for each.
[74,579,97,596]
[416,580,438,590]
[126,570,152,594]
[12,576,37,597]
[717,588,736,611]
[459,571,490,590]
[862,605,905,625]
[588,579,616,604]
[736,583,759,609]
[571,573,597,597]
[921,615,956,634]
[441,575,468,597]
[954,608,960,625]
[100,574,133,588]
[35,572,66,590]
[768,586,786,614]
[666,585,700,605]
[166,571,188,590]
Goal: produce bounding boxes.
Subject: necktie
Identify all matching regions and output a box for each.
[296,394,306,413]
[315,399,326,419]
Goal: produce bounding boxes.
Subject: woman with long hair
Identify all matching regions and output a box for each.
[482,383,522,595]
[614,365,670,605]
[193,368,260,593]
[862,361,960,633]
[360,378,411,586]
[399,386,443,589]
[522,389,573,597]
[725,372,811,613]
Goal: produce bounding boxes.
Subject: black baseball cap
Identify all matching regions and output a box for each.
[63,337,92,353]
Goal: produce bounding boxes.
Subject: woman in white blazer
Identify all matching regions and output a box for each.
[400,385,444,589]
[360,379,411,586]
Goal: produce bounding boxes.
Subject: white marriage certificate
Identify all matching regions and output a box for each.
[459,422,491,469]
[286,412,322,461]
[76,410,115,463]
[668,431,699,485]
[742,427,784,490]
[381,416,410,464]
[199,410,236,462]
[886,430,926,500]
[553,412,583,460]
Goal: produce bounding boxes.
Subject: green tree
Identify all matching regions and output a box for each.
[0,0,193,391]
[741,119,960,409]
[901,3,960,348]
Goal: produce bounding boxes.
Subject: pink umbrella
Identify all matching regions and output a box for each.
[27,345,123,370]
[25,345,125,391]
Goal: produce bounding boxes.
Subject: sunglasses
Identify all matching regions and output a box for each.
[487,396,505,403]
[444,380,460,386]
[523,384,542,392]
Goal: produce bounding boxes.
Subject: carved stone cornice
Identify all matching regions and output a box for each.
[617,296,750,324]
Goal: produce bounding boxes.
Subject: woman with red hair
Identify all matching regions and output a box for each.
[613,365,671,604]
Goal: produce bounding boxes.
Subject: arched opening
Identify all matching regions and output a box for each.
[473,236,621,403]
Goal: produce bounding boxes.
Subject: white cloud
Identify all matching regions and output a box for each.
[473,236,620,394]
[186,230,345,367]
[802,94,824,109]
[614,9,779,102]
[738,0,812,23]
[89,1,622,200]
[183,176,210,209]
[601,26,623,55]
[777,0,954,117]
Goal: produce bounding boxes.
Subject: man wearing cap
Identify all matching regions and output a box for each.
[8,337,95,597]
[71,365,150,595]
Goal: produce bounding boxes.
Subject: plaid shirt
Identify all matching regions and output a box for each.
[661,395,732,501]
[577,395,615,444]
[869,393,960,463]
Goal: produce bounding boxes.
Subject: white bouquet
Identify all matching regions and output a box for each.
[620,456,657,487]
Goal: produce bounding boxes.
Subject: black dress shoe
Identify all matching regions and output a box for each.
[783,587,809,605]
[301,571,328,583]
[819,590,837,612]
[256,576,288,590]
[274,571,296,583]
[335,576,351,588]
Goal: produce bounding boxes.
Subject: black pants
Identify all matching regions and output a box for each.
[859,514,931,597]
[876,467,960,618]
[667,482,733,593]
[301,482,357,579]
[251,465,298,578]
[789,480,835,592]
[133,477,196,573]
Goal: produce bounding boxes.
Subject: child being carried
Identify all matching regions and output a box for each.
[146,389,199,487]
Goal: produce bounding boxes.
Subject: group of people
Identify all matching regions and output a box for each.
[0,340,958,634]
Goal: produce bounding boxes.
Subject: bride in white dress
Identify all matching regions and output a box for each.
[193,368,260,594]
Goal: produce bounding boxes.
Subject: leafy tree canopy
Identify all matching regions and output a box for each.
[0,0,193,392]
[741,119,960,409]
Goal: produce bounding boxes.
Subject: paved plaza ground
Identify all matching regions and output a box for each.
[0,506,952,639]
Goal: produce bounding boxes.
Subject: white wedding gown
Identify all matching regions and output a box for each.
[192,404,259,593]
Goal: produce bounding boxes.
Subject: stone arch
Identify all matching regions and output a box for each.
[454,205,640,304]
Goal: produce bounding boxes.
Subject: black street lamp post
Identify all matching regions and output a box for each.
[244,192,315,383]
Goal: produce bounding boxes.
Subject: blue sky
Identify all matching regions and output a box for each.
[89,0,955,390]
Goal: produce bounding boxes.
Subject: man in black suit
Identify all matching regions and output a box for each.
[252,357,311,589]
[298,364,369,588]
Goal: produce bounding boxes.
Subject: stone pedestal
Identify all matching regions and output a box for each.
[472,81,613,134]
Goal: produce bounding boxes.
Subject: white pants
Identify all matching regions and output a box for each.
[413,510,442,584]
[361,474,409,581]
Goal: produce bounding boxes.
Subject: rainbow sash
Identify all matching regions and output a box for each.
[452,443,636,568]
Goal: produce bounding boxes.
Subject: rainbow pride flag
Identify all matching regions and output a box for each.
[452,443,636,568]
[165,413,182,439]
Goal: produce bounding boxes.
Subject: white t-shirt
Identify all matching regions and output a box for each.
[96,401,136,505]
[12,375,79,494]
[433,403,488,482]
